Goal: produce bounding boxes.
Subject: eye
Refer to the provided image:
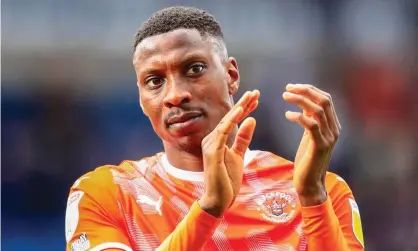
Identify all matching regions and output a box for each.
[145,77,165,90]
[186,63,206,75]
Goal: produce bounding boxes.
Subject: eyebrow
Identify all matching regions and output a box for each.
[138,52,208,77]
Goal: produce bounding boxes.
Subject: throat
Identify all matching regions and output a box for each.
[160,151,205,182]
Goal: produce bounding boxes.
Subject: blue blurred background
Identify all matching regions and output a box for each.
[2,0,418,250]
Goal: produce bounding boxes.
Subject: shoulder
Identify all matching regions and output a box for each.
[68,154,160,199]
[69,165,123,196]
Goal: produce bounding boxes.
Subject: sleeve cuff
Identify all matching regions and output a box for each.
[300,196,333,219]
[189,200,222,227]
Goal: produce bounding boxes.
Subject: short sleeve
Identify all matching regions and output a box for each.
[65,167,133,251]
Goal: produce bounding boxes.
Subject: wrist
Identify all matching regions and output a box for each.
[296,185,327,207]
[198,196,226,218]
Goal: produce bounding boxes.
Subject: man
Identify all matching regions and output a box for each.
[65,6,364,251]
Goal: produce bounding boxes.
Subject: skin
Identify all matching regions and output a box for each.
[133,29,244,171]
[133,28,342,214]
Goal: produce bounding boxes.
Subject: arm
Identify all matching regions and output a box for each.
[156,201,221,250]
[65,171,132,251]
[282,84,364,250]
[300,173,364,251]
[158,90,259,250]
[66,90,259,250]
[66,167,223,251]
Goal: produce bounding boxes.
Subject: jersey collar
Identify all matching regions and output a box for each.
[161,149,257,182]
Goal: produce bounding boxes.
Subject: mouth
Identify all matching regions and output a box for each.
[167,112,203,127]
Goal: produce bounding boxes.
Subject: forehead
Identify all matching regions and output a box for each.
[133,29,215,67]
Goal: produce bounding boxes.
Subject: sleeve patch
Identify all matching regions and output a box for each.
[70,232,90,251]
[66,191,84,243]
[349,198,364,247]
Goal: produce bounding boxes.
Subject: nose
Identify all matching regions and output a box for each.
[163,79,192,108]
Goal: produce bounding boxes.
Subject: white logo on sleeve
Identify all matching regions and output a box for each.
[136,195,163,215]
[65,191,84,242]
[71,232,90,251]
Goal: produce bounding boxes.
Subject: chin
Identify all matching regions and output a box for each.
[176,131,207,153]
[164,127,211,155]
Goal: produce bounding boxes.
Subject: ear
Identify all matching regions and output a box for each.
[226,57,240,96]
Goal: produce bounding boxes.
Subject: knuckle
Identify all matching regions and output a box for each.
[315,107,325,116]
[297,85,308,93]
[218,119,226,127]
[325,92,332,99]
[216,128,228,136]
[328,135,336,143]
[334,130,340,140]
[309,121,320,131]
[320,97,331,107]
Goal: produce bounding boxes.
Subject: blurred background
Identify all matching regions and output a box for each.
[2,0,418,250]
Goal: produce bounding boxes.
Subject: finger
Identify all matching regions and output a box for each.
[285,111,326,145]
[213,90,258,145]
[307,85,341,133]
[287,84,340,135]
[222,91,253,125]
[239,90,260,119]
[240,100,259,121]
[231,117,256,158]
[283,92,332,138]
[212,106,244,149]
[235,90,258,111]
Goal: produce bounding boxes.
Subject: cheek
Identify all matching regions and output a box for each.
[201,80,232,114]
[141,95,163,126]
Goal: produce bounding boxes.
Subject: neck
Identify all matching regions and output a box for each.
[163,128,237,172]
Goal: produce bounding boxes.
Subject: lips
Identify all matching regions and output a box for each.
[167,111,203,125]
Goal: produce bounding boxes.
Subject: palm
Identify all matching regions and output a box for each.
[224,148,245,203]
[199,90,259,215]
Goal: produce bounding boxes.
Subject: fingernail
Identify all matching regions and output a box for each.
[287,84,295,90]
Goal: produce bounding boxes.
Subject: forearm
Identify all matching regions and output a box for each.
[156,200,221,251]
[301,197,349,251]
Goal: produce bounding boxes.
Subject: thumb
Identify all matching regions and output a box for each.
[231,117,256,158]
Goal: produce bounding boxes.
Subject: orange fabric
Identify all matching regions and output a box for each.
[157,201,221,251]
[65,151,364,251]
[300,172,365,251]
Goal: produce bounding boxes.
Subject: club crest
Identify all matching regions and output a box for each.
[258,192,296,223]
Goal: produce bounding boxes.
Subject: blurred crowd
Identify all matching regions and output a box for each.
[2,0,418,250]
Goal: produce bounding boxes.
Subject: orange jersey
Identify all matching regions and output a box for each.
[65,150,364,251]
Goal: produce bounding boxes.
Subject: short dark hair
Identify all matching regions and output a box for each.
[133,6,224,54]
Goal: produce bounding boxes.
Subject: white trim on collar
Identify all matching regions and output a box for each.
[161,149,257,182]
